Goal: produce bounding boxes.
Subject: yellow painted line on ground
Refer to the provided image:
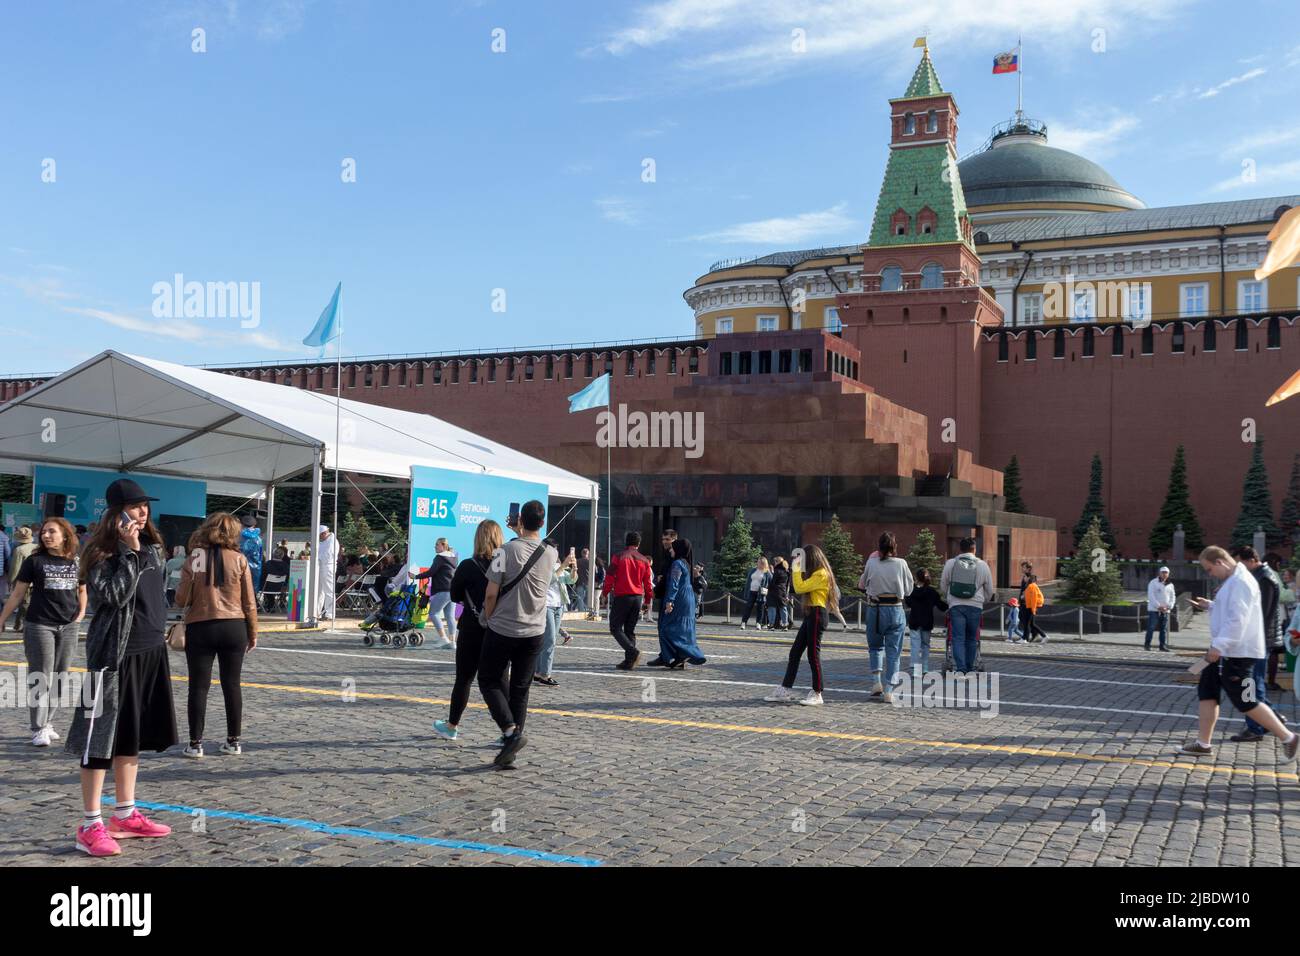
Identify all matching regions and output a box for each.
[2,658,1293,784]
[0,640,21,645]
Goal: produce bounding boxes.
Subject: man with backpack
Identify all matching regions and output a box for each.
[477,500,557,768]
[940,537,994,674]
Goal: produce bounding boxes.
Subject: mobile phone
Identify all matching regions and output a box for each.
[507,502,520,528]
[568,547,575,557]
[118,513,133,531]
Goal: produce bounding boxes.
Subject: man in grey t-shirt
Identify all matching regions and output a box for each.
[476,500,556,768]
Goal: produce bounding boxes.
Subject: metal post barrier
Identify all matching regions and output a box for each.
[999,604,1005,636]
[857,599,863,629]
[725,592,731,623]
[1077,607,1084,641]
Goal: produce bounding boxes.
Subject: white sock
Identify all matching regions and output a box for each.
[113,801,135,820]
[83,809,102,828]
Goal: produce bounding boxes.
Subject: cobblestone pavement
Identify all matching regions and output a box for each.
[1,620,1297,867]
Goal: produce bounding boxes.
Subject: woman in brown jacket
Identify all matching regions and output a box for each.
[175,512,258,758]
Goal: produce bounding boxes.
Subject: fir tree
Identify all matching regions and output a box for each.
[0,474,33,504]
[384,512,408,557]
[1148,444,1204,557]
[904,527,944,583]
[1072,453,1115,550]
[1060,517,1123,605]
[1003,455,1027,514]
[338,512,375,555]
[1278,452,1300,549]
[1230,440,1283,549]
[819,515,864,595]
[714,507,762,594]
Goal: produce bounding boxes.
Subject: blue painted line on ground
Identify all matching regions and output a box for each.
[102,796,603,866]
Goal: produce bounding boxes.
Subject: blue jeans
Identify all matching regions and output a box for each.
[909,628,931,676]
[1144,610,1168,649]
[573,585,588,612]
[1006,608,1019,639]
[1244,657,1272,735]
[866,604,906,686]
[948,605,982,672]
[538,605,563,677]
[767,603,790,628]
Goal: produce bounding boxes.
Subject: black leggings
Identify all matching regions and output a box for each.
[1022,609,1046,640]
[184,619,247,744]
[742,590,766,624]
[449,624,485,725]
[782,607,825,693]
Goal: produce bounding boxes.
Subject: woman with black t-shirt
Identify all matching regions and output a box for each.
[432,520,503,741]
[0,517,86,748]
[64,479,178,858]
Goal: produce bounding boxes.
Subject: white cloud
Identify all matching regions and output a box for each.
[1218,128,1300,160]
[1208,158,1300,194]
[688,203,857,244]
[1197,67,1266,99]
[594,0,1179,87]
[596,197,642,225]
[1045,114,1138,159]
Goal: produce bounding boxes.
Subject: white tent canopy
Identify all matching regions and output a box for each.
[0,350,599,500]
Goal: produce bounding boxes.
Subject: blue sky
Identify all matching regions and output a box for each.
[2,0,1298,373]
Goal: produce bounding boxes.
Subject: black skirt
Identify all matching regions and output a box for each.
[81,644,179,769]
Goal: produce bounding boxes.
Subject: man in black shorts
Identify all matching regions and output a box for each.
[1181,546,1298,759]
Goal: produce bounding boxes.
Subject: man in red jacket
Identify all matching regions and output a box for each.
[602,531,654,669]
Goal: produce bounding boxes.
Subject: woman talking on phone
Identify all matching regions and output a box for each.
[64,479,178,858]
[764,545,838,706]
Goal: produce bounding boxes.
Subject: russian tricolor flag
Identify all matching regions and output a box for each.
[993,50,1019,74]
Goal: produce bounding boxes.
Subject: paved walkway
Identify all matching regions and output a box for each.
[1,619,1296,866]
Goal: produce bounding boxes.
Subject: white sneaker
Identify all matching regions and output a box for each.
[764,686,797,702]
[219,741,242,756]
[870,681,884,697]
[882,689,895,704]
[740,623,747,630]
[31,728,52,747]
[43,726,60,741]
[182,743,204,759]
[798,691,824,706]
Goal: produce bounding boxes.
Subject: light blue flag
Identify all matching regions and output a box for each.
[302,282,342,355]
[568,372,610,413]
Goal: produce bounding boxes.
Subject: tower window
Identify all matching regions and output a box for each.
[920,263,942,288]
[904,112,915,135]
[926,110,937,133]
[881,266,903,292]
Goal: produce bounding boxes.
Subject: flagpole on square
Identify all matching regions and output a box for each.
[332,286,341,633]
[302,281,344,630]
[566,369,613,598]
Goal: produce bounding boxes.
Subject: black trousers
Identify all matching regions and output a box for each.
[741,590,766,625]
[449,623,485,725]
[782,606,825,693]
[476,629,543,733]
[184,619,247,743]
[1022,608,1046,641]
[609,595,643,661]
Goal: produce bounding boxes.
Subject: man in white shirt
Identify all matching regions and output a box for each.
[316,524,339,621]
[1181,546,1297,759]
[939,537,994,674]
[1144,566,1175,652]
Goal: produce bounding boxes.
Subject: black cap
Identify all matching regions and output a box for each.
[241,514,257,528]
[106,478,159,509]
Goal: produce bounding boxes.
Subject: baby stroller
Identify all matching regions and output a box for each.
[359,583,427,648]
[940,611,984,675]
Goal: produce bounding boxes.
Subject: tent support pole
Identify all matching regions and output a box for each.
[306,453,323,627]
[587,489,598,620]
[264,484,275,560]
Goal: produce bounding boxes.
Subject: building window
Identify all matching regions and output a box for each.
[1180,282,1209,318]
[688,349,699,373]
[778,349,792,373]
[926,109,937,133]
[997,332,1008,362]
[798,348,812,372]
[920,263,942,289]
[791,311,802,330]
[881,267,903,292]
[1172,321,1185,353]
[825,307,842,333]
[758,350,772,374]
[1238,279,1266,313]
[716,317,733,335]
[720,352,733,376]
[1111,326,1124,356]
[1053,328,1065,359]
[1083,327,1095,357]
[1125,284,1151,323]
[1025,331,1037,360]
[668,350,678,374]
[1267,316,1281,349]
[904,112,915,134]
[646,351,656,374]
[757,314,778,332]
[1203,321,1217,352]
[1141,326,1154,355]
[1019,293,1043,326]
[740,351,754,374]
[696,321,703,337]
[1071,288,1095,322]
[1235,318,1249,351]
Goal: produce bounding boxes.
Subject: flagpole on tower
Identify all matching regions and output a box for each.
[1017,34,1024,123]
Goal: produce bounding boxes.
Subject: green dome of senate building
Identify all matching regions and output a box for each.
[958,120,1145,222]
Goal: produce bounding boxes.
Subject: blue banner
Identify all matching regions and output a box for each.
[32,466,207,524]
[407,466,548,567]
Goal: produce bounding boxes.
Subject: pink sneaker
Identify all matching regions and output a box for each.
[107,810,172,839]
[76,822,122,857]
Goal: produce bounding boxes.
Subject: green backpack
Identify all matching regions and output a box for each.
[949,554,980,600]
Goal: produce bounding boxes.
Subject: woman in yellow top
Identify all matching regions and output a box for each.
[765,545,839,706]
